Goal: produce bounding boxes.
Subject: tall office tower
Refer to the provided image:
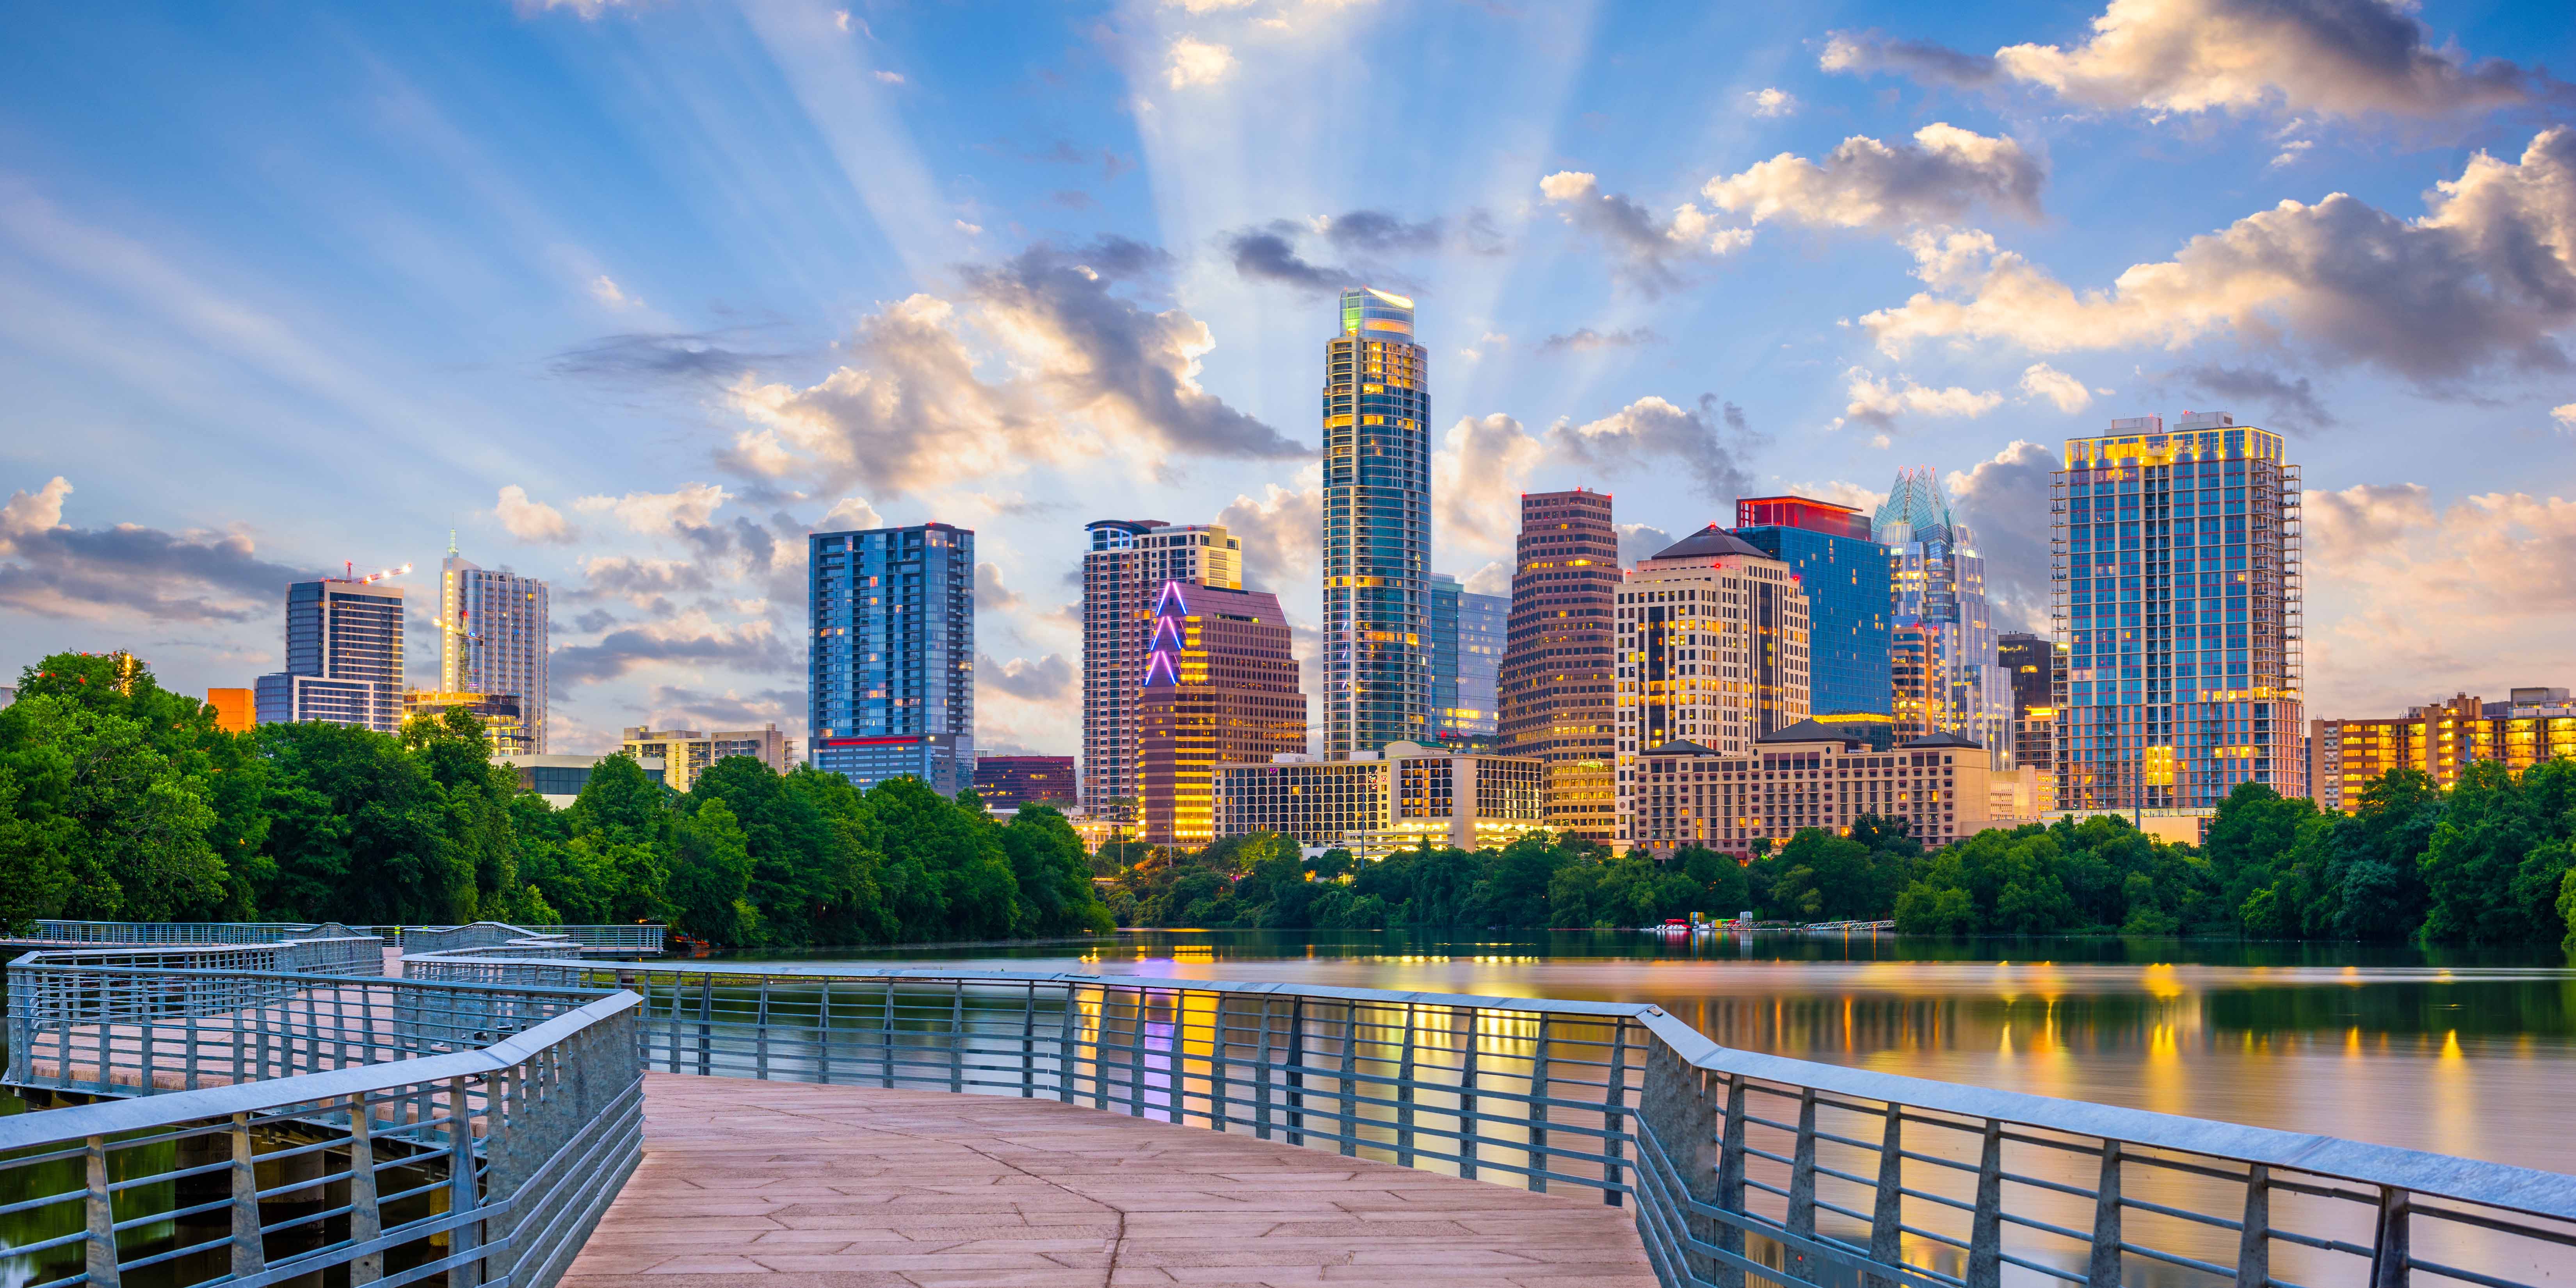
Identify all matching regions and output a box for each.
[1428,574,1507,752]
[2053,413,2304,813]
[253,574,406,732]
[1497,489,1620,843]
[809,523,975,794]
[1320,286,1430,759]
[1890,622,1936,742]
[1874,468,2014,769]
[1732,495,1889,718]
[1081,519,1244,818]
[437,543,550,753]
[1998,631,2056,801]
[1135,582,1307,845]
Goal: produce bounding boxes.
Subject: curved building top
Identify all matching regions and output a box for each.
[1338,287,1415,339]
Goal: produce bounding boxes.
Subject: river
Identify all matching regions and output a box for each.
[756,928,2576,1178]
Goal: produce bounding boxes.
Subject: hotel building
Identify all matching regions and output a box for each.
[1213,742,1546,858]
[2052,413,2304,813]
[438,545,550,753]
[1631,722,1994,857]
[1731,496,1889,719]
[1320,286,1432,758]
[1135,582,1307,845]
[1875,468,2013,768]
[1429,573,1506,752]
[1497,489,1621,843]
[253,574,406,733]
[1081,519,1244,817]
[2310,688,2576,812]
[808,523,974,794]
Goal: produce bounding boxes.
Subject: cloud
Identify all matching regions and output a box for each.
[576,556,713,607]
[1745,87,1799,118]
[1538,327,1663,354]
[0,477,310,624]
[1703,124,2044,230]
[724,238,1300,495]
[1432,414,1548,558]
[577,482,732,538]
[1616,523,1676,568]
[2017,363,2094,413]
[2169,364,2338,431]
[2270,139,2315,169]
[979,653,1075,702]
[2554,403,2576,431]
[1216,471,1324,592]
[1842,368,2005,428]
[1323,210,1452,254]
[2305,482,2436,562]
[588,275,644,310]
[1944,441,2059,631]
[494,486,578,544]
[551,613,792,689]
[1461,560,1511,597]
[1778,479,1889,514]
[872,69,905,85]
[1167,36,1237,88]
[1545,394,1765,503]
[1222,210,1484,294]
[1224,226,1359,294]
[1539,171,1752,297]
[1819,29,2002,87]
[549,331,776,382]
[817,496,885,530]
[642,685,802,730]
[1861,128,2576,386]
[975,561,1025,614]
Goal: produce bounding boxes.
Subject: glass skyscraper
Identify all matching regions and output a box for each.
[253,574,406,733]
[809,523,975,795]
[1428,573,1505,752]
[1874,468,2012,769]
[1732,495,1890,719]
[1320,286,1430,758]
[437,544,550,753]
[2053,413,2304,811]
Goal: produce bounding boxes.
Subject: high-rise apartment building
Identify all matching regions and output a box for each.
[1891,622,1936,743]
[1732,495,1888,718]
[1612,527,1811,845]
[1428,574,1505,752]
[1875,468,2013,769]
[1135,582,1306,845]
[1320,286,1430,758]
[1082,520,1245,818]
[2052,413,2304,812]
[2309,688,2576,812]
[1998,632,2056,808]
[253,574,406,733]
[1497,489,1620,843]
[438,544,550,754]
[809,523,975,794]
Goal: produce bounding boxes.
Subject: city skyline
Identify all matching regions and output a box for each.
[2,1,2571,760]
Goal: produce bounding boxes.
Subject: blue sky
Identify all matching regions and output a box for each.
[3,0,2572,756]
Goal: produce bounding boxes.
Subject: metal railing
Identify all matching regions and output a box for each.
[393,924,663,957]
[8,922,368,948]
[5,934,388,986]
[411,955,2576,1288]
[2,949,642,1288]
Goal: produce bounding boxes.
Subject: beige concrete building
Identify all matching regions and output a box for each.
[2311,688,2576,812]
[1214,742,1546,859]
[1628,722,1991,856]
[621,723,792,794]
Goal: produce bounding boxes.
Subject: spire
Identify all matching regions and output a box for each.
[1872,466,1955,544]
[447,528,458,558]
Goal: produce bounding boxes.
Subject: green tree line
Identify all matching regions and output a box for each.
[0,652,1112,948]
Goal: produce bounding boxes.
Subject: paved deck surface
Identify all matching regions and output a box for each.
[564,1072,1658,1288]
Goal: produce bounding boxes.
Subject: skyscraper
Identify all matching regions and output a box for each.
[1732,495,1889,718]
[1874,468,2013,769]
[809,523,975,794]
[1428,573,1505,752]
[1082,520,1244,818]
[1497,489,1619,843]
[437,543,550,753]
[1998,631,2056,805]
[253,573,406,733]
[2053,413,2304,813]
[1320,286,1430,758]
[1135,581,1306,845]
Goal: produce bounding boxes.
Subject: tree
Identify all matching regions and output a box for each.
[255,720,470,924]
[0,692,226,921]
[667,798,754,945]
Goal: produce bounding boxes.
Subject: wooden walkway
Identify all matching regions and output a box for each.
[564,1073,1658,1288]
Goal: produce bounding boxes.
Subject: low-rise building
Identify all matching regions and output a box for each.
[404,690,531,756]
[975,754,1079,808]
[1629,721,1993,857]
[205,687,254,734]
[621,723,793,794]
[2310,688,2576,812]
[1213,742,1546,859]
[497,752,667,807]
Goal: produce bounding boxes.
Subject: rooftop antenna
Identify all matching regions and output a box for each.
[447,528,458,558]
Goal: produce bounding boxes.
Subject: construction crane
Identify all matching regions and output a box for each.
[345,560,412,584]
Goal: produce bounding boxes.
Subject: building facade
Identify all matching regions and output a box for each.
[498,752,665,806]
[1497,488,1621,843]
[438,546,549,754]
[975,755,1080,809]
[1998,631,2057,811]
[1630,723,1993,857]
[1613,527,1813,846]
[404,691,529,756]
[1135,582,1308,845]
[2310,688,2576,812]
[1875,468,2013,769]
[1320,287,1431,758]
[622,724,792,794]
[1080,520,1246,817]
[1733,496,1889,719]
[1429,573,1505,752]
[205,687,253,734]
[253,575,406,733]
[1213,742,1546,858]
[2053,413,2305,813]
[808,523,975,794]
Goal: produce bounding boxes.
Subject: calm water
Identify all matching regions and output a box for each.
[754,929,2576,1177]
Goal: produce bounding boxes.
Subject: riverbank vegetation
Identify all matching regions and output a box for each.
[0,652,1111,948]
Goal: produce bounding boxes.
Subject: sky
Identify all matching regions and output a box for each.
[2,0,2572,759]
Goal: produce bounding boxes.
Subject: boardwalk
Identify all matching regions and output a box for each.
[564,1073,1659,1288]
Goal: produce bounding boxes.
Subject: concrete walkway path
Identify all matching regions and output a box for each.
[563,1072,1658,1288]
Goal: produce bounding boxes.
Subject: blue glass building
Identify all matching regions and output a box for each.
[253,575,406,732]
[1428,574,1506,751]
[1731,496,1891,719]
[1321,287,1430,758]
[808,523,975,795]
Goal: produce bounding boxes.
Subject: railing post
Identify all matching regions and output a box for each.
[1209,993,1229,1131]
[2089,1140,2123,1287]
[1126,988,1147,1119]
[349,1094,383,1286]
[949,982,966,1094]
[1457,1008,1478,1181]
[2370,1187,2411,1288]
[1395,1002,1416,1167]
[1338,1001,1360,1158]
[1968,1118,2004,1288]
[1866,1104,1904,1288]
[1529,1012,1552,1192]
[882,980,897,1089]
[85,1134,121,1288]
[1058,982,1080,1105]
[1284,997,1306,1146]
[1641,1039,1719,1287]
[2233,1164,2270,1288]
[1254,995,1276,1142]
[448,1076,482,1288]
[1787,1084,1818,1274]
[229,1111,267,1279]
[1716,1075,1747,1288]
[817,977,834,1083]
[696,975,713,1077]
[1603,1018,1629,1206]
[755,977,772,1080]
[1021,981,1037,1099]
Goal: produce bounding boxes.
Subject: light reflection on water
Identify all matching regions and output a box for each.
[759,929,2576,1178]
